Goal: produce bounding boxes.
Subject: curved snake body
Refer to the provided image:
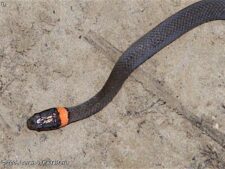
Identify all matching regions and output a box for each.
[27,0,225,131]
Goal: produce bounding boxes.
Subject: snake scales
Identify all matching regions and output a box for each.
[27,0,225,131]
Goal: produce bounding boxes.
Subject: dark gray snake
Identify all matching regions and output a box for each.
[27,0,225,131]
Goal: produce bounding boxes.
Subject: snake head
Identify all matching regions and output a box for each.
[27,107,69,131]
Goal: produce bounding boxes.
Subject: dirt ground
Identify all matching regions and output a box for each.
[0,0,225,169]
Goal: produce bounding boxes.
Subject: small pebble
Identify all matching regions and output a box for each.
[213,123,219,129]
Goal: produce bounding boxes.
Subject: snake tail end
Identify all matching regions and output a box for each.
[27,107,69,131]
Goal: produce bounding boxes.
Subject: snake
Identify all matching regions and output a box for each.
[27,0,225,131]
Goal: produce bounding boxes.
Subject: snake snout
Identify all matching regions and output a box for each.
[27,113,42,131]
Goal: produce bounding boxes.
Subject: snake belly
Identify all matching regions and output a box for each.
[27,0,225,131]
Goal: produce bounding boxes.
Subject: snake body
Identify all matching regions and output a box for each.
[27,0,225,131]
